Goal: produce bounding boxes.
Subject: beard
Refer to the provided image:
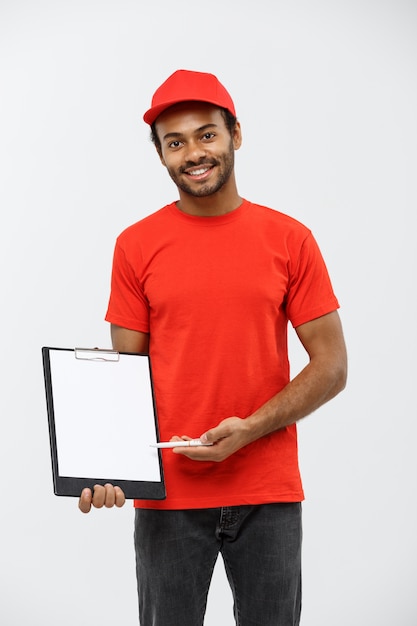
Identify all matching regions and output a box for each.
[166,139,235,198]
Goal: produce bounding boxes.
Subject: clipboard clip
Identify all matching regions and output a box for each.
[74,347,120,362]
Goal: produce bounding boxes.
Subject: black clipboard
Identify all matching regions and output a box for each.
[42,347,166,500]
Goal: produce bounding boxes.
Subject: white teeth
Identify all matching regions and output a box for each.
[190,167,209,176]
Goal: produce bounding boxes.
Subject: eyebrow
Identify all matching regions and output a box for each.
[162,123,219,143]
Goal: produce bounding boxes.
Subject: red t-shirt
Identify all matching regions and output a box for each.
[105,200,339,509]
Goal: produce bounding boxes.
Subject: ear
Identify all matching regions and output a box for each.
[155,145,166,167]
[232,121,242,151]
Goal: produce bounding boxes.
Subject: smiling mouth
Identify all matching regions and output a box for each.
[189,167,210,176]
[183,164,215,179]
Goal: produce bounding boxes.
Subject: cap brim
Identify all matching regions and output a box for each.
[143,97,234,126]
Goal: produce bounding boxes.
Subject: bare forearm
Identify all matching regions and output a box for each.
[181,312,348,461]
[177,356,347,462]
[244,356,347,443]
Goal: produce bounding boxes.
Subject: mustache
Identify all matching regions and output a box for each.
[179,158,219,173]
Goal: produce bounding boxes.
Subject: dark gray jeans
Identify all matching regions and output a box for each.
[134,503,302,625]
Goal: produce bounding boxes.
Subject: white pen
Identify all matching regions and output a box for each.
[150,439,213,449]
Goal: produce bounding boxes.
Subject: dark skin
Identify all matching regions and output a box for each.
[79,103,347,513]
[154,103,243,216]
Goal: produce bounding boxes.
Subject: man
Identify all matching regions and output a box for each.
[79,69,347,625]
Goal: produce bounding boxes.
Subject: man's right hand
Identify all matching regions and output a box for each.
[78,484,126,513]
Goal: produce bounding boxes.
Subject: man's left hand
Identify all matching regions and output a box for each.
[171,417,251,462]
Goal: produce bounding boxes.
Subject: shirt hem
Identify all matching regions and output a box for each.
[133,492,305,510]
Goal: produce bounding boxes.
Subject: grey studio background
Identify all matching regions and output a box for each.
[1,1,416,624]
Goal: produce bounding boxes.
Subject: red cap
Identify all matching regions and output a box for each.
[143,69,236,126]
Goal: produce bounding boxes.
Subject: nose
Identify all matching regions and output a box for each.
[184,138,206,164]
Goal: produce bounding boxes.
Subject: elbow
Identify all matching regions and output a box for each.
[333,356,348,397]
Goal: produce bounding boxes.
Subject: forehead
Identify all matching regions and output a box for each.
[155,102,226,138]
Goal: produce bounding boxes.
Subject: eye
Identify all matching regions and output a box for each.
[168,140,182,149]
[202,132,215,141]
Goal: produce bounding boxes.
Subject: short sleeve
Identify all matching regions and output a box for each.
[105,237,150,333]
[285,232,339,328]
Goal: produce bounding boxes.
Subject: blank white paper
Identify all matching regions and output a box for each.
[49,349,161,482]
